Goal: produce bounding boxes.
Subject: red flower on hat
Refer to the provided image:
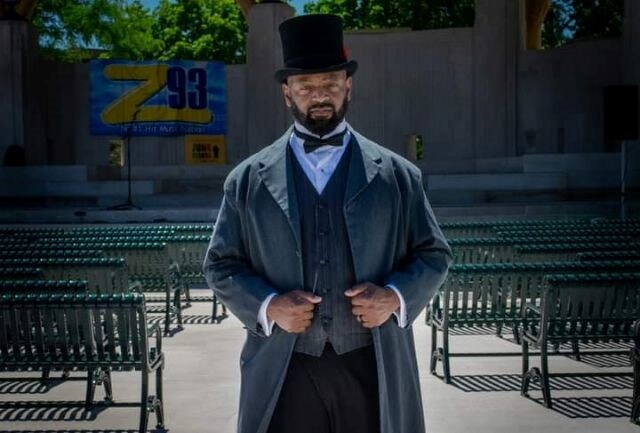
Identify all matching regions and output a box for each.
[343,46,350,60]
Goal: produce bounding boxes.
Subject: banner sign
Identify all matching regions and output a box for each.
[90,60,226,136]
[185,135,226,165]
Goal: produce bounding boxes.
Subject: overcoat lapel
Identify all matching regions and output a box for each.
[344,130,383,207]
[257,126,302,252]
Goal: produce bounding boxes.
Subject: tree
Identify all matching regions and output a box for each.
[152,0,247,63]
[32,0,161,62]
[303,0,475,31]
[541,0,623,48]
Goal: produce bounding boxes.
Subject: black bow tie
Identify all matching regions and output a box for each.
[294,128,348,153]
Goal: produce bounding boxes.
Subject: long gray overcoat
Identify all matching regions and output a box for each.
[203,126,453,433]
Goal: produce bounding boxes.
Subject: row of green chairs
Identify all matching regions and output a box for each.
[430,260,640,383]
[0,292,165,432]
[520,272,640,410]
[451,239,640,264]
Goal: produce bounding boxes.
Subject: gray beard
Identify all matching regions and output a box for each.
[290,97,349,137]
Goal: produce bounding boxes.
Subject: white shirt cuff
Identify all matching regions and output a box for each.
[258,293,278,336]
[385,284,408,328]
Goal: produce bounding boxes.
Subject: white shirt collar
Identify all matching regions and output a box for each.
[293,118,348,140]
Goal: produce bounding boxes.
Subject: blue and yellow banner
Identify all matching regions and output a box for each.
[90,60,226,136]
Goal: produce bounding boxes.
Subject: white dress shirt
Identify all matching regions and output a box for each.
[257,120,407,336]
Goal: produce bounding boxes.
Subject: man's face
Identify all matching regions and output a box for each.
[282,70,352,136]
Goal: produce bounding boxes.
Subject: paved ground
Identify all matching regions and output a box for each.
[0,289,637,433]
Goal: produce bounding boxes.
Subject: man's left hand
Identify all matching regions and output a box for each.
[344,282,400,328]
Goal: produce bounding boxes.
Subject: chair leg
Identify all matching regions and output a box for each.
[430,323,438,374]
[442,324,452,384]
[175,287,183,326]
[85,368,96,410]
[40,368,50,385]
[512,324,521,345]
[164,286,171,336]
[184,282,192,307]
[212,294,219,323]
[155,367,165,428]
[632,348,640,423]
[139,370,149,433]
[521,339,530,396]
[103,369,113,402]
[540,345,553,408]
[571,341,581,361]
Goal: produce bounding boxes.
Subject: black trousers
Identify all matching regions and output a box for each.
[267,343,380,433]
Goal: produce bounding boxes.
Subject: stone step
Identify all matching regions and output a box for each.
[91,165,233,181]
[0,180,155,197]
[0,165,88,182]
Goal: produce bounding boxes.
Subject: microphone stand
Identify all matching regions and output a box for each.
[107,109,142,210]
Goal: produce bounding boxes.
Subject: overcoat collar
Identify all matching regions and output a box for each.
[257,125,383,246]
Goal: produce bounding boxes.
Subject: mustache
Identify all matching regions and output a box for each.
[309,103,335,111]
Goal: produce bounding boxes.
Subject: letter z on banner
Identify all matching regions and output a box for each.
[90,60,226,136]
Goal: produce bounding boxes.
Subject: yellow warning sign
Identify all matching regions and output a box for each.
[185,135,226,164]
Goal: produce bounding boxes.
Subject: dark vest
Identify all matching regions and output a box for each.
[288,137,373,356]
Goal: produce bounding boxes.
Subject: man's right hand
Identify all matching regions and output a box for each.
[266,290,322,333]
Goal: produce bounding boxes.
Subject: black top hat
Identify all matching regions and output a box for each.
[275,14,358,83]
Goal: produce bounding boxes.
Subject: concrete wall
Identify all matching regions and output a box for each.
[1,0,638,169]
[345,27,474,161]
[518,39,623,154]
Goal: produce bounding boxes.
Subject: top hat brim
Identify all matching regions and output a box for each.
[275,60,358,83]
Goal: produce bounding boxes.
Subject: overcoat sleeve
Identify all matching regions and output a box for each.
[383,173,453,325]
[202,186,276,336]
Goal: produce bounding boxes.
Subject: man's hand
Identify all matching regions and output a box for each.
[345,282,400,328]
[266,290,322,333]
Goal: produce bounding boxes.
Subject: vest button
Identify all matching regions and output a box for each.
[319,259,329,265]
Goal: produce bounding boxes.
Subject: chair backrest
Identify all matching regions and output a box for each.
[538,273,640,344]
[0,267,43,279]
[442,262,640,322]
[0,293,148,368]
[0,258,128,294]
[0,279,88,294]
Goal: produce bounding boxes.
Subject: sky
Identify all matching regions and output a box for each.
[140,0,312,14]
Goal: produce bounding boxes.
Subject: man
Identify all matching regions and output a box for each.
[203,14,452,433]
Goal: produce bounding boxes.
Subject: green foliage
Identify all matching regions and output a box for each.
[303,0,475,31]
[33,0,161,62]
[542,0,623,49]
[153,0,247,63]
[32,0,246,63]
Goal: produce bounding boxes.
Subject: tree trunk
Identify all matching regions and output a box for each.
[525,0,552,50]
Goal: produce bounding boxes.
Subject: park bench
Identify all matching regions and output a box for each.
[429,261,640,383]
[0,257,129,293]
[0,267,43,280]
[0,249,104,259]
[0,292,165,433]
[496,227,640,238]
[448,238,640,264]
[0,279,88,293]
[578,250,640,261]
[512,242,640,262]
[520,273,640,409]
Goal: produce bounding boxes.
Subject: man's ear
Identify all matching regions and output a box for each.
[282,83,292,108]
[345,76,353,102]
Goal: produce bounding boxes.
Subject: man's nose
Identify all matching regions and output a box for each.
[310,88,330,102]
